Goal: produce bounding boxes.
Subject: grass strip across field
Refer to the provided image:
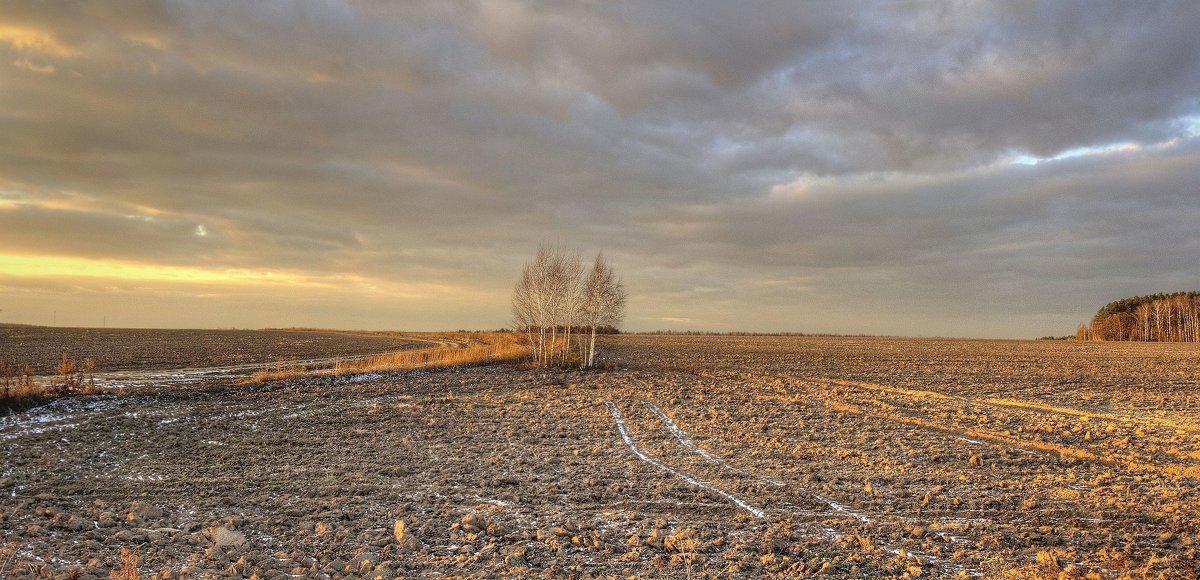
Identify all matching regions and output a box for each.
[240,333,528,384]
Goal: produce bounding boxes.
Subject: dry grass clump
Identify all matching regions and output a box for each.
[0,541,18,577]
[241,332,529,384]
[664,527,700,566]
[1,360,41,400]
[241,359,310,383]
[110,548,140,580]
[2,353,97,413]
[51,353,97,396]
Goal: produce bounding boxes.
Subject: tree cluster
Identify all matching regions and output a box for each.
[511,245,626,368]
[1076,292,1200,342]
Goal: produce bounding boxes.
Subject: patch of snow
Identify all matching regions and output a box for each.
[812,494,871,522]
[646,402,723,463]
[0,396,127,436]
[605,400,764,518]
[0,422,79,441]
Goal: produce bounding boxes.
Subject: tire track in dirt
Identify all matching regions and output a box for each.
[646,399,872,521]
[641,391,927,518]
[697,368,1194,485]
[645,401,785,486]
[645,398,974,540]
[805,384,1170,554]
[636,375,1005,533]
[807,377,1200,478]
[644,398,977,576]
[816,376,1200,435]
[604,400,765,518]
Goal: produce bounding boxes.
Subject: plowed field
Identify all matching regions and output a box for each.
[1,335,1196,578]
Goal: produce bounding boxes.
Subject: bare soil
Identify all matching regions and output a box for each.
[1,335,1197,578]
[0,327,426,373]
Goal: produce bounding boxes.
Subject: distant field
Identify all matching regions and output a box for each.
[0,326,427,373]
[1,335,1197,577]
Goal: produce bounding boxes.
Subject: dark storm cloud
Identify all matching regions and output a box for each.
[1,0,1198,333]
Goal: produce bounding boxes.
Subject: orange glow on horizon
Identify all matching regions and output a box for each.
[0,253,470,301]
[0,253,306,285]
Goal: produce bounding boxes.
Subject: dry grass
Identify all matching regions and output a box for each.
[0,541,18,578]
[241,332,529,384]
[51,353,97,396]
[109,548,140,580]
[2,355,99,398]
[334,338,528,374]
[2,354,99,413]
[240,359,310,383]
[1,360,41,400]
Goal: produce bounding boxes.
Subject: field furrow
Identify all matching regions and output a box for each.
[2,334,1197,577]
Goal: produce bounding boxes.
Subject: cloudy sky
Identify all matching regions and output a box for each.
[1,1,1198,336]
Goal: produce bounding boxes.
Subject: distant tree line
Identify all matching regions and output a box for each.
[1076,292,1200,342]
[632,331,876,337]
[511,245,626,368]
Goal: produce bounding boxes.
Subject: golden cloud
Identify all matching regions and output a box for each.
[0,25,77,57]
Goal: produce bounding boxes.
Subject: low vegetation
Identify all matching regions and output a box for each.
[1,353,97,414]
[0,360,40,399]
[51,352,97,395]
[240,332,528,384]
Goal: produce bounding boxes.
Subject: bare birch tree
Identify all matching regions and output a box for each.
[512,244,588,367]
[577,253,626,368]
[513,246,626,368]
[511,245,555,366]
[547,250,584,366]
[1079,292,1200,342]
[511,261,541,364]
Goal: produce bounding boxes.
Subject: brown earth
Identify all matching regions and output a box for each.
[0,327,428,373]
[1,335,1198,578]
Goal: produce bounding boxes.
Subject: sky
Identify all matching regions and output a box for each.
[1,1,1199,336]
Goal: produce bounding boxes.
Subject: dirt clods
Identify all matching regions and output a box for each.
[206,526,246,548]
[1,335,1197,577]
[126,501,162,524]
[393,519,420,551]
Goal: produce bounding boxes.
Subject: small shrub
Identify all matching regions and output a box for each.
[52,353,96,396]
[1,360,47,414]
[2,354,99,414]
